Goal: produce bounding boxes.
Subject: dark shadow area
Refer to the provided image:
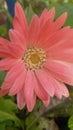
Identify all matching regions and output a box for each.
[55,117,70,130]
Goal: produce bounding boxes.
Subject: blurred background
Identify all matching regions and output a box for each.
[0,0,73,130]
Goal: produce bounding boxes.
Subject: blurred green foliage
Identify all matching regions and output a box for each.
[47,3,73,26]
[0,97,24,130]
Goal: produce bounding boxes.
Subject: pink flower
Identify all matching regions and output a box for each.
[0,2,73,112]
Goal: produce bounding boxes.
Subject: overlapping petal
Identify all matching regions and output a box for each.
[44,60,73,85]
[35,69,55,97]
[9,70,26,96]
[53,12,67,30]
[0,58,18,70]
[24,71,36,112]
[28,15,39,47]
[9,29,26,49]
[13,2,28,38]
[1,60,25,90]
[40,7,55,27]
[32,71,49,101]
[38,26,72,49]
[0,2,73,112]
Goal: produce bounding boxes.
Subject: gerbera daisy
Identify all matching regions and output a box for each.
[0,2,73,112]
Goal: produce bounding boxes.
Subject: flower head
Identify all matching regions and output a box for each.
[0,2,73,111]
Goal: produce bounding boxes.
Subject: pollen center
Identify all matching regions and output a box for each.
[30,53,40,64]
[23,47,46,71]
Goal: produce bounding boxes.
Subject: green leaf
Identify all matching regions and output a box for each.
[0,71,6,86]
[0,111,23,128]
[30,117,49,130]
[47,3,73,27]
[0,98,24,129]
[68,115,73,130]
[0,98,17,114]
[0,26,7,37]
[25,5,34,24]
[0,121,18,130]
[0,123,5,130]
[25,114,58,130]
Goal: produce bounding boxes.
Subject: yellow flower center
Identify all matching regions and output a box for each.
[23,47,46,71]
[29,53,40,64]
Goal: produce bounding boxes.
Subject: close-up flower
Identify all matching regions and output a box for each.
[0,2,73,112]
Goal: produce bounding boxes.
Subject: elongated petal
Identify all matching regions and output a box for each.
[17,88,26,109]
[9,29,26,49]
[37,19,53,46]
[46,7,55,20]
[9,43,24,58]
[0,89,8,96]
[1,60,25,90]
[47,48,73,63]
[5,61,25,82]
[0,38,14,58]
[40,8,55,28]
[40,27,71,49]
[43,96,50,106]
[28,15,39,47]
[35,69,55,97]
[0,37,24,58]
[32,72,49,100]
[0,58,18,70]
[54,80,69,99]
[13,17,24,34]
[14,2,28,38]
[54,12,67,31]
[45,60,73,85]
[9,69,26,96]
[0,37,10,46]
[24,71,36,112]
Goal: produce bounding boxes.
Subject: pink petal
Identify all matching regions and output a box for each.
[1,82,12,91]
[0,46,16,58]
[54,80,69,99]
[54,12,67,31]
[45,60,73,85]
[46,28,73,51]
[35,69,55,97]
[43,96,50,106]
[14,2,28,38]
[0,37,10,46]
[5,60,24,81]
[37,13,68,48]
[9,43,24,58]
[1,60,25,90]
[32,72,49,100]
[9,29,26,49]
[40,8,55,28]
[17,88,26,109]
[47,47,73,63]
[0,37,24,58]
[28,15,39,47]
[41,27,71,49]
[40,9,48,27]
[9,69,27,96]
[46,7,55,20]
[0,89,8,96]
[24,71,36,112]
[0,38,14,58]
[0,58,18,70]
[50,38,73,50]
[13,17,24,34]
[37,19,53,47]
